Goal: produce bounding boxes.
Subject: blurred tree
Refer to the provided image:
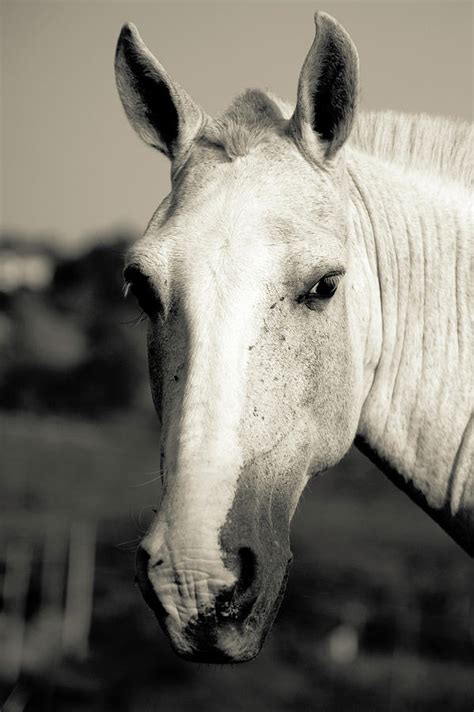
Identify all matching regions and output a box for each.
[0,232,150,416]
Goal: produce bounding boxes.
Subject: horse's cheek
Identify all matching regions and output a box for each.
[147,322,164,418]
[308,336,359,463]
[280,305,359,471]
[147,316,187,429]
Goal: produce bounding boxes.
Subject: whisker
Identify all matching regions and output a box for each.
[116,537,141,549]
[138,505,157,531]
[129,504,155,533]
[129,473,164,488]
[120,311,147,326]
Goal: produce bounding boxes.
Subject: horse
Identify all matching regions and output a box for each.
[114,11,473,663]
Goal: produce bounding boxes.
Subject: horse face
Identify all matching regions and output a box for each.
[116,13,360,662]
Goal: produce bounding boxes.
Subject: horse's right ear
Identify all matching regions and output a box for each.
[289,12,359,162]
[115,23,206,159]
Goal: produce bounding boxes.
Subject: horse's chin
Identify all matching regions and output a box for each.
[158,609,268,664]
[171,625,263,664]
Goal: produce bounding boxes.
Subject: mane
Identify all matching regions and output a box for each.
[349,110,473,189]
[205,90,473,188]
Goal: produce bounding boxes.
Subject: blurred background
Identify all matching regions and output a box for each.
[1,1,472,710]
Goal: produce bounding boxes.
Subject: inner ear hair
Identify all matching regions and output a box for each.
[290,12,359,162]
[115,23,207,160]
[310,27,358,153]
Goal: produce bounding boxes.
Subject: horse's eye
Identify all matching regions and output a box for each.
[124,266,160,317]
[299,272,343,309]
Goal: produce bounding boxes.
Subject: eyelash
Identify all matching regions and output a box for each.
[124,267,161,317]
[297,272,343,308]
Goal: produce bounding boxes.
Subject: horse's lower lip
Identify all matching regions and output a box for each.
[179,614,263,664]
[161,610,276,664]
[177,638,261,664]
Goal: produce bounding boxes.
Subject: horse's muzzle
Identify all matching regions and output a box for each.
[135,544,292,663]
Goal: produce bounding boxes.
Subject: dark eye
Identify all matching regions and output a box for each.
[298,272,343,309]
[124,265,160,317]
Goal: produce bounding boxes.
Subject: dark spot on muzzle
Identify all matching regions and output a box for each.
[182,551,293,664]
[214,546,258,622]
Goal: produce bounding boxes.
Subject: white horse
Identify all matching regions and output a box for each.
[115,11,473,663]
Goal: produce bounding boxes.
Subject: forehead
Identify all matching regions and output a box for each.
[131,160,342,269]
[127,93,347,276]
[176,142,299,213]
[149,145,339,244]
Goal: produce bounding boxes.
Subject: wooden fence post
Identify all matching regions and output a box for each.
[61,520,96,660]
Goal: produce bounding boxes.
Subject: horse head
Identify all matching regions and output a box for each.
[115,12,368,662]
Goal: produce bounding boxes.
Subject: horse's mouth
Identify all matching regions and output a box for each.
[162,605,273,664]
[172,557,292,665]
[141,554,293,665]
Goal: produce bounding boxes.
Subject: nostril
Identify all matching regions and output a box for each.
[236,547,257,594]
[215,547,258,623]
[135,546,167,620]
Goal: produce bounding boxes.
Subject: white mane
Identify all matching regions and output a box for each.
[349,110,473,189]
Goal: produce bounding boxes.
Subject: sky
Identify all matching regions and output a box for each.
[1,0,472,249]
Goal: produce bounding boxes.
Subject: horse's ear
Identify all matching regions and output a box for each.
[290,12,359,161]
[115,23,206,159]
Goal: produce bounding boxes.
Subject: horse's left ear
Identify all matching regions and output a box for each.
[290,12,359,161]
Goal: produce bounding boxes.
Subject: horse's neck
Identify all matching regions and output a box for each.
[347,148,473,554]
